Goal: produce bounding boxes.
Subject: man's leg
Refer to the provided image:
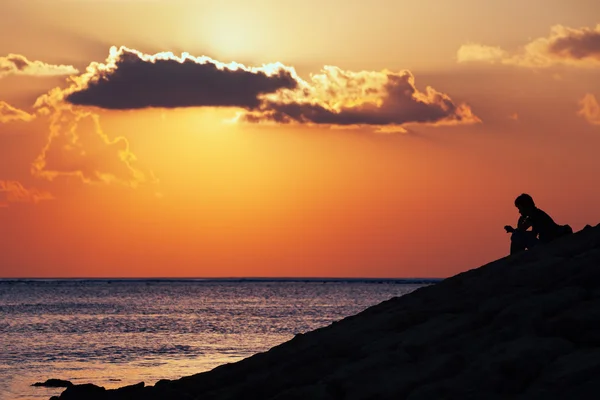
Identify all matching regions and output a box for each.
[524,231,539,249]
[511,231,526,254]
[510,231,538,255]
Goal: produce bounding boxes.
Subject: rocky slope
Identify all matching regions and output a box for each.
[53,224,600,400]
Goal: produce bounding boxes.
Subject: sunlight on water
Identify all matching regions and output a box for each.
[0,279,432,400]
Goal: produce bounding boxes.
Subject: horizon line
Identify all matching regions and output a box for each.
[0,276,444,281]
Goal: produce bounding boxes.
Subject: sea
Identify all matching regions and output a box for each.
[0,278,437,400]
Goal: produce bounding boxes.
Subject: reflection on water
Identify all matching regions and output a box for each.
[0,279,432,400]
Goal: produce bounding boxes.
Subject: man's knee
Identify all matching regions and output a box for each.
[511,231,525,241]
[511,230,537,248]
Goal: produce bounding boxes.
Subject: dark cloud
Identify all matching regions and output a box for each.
[458,24,600,68]
[36,47,479,130]
[61,46,298,110]
[7,55,28,70]
[548,26,600,60]
[243,69,479,127]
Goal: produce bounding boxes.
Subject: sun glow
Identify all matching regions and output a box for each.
[195,3,274,61]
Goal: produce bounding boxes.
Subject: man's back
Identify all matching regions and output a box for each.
[527,207,561,243]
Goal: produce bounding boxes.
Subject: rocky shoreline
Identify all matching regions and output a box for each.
[49,223,600,399]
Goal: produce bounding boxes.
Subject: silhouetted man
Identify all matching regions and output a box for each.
[504,193,572,255]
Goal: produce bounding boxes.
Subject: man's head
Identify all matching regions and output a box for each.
[515,193,535,216]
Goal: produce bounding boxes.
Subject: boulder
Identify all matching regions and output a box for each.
[32,379,73,388]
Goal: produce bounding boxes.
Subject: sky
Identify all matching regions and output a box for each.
[1,0,600,278]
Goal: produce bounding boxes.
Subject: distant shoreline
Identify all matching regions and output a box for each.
[0,277,442,284]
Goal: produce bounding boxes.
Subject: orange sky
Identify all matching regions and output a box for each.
[1,1,600,278]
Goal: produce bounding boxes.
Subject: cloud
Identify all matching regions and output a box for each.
[37,46,298,110]
[0,101,35,123]
[242,67,480,127]
[0,54,78,78]
[22,48,158,188]
[548,25,600,61]
[31,107,154,187]
[35,46,478,131]
[0,180,54,207]
[457,44,508,64]
[578,94,600,125]
[457,24,600,68]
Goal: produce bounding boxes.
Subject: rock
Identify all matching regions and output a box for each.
[520,348,600,399]
[109,382,145,396]
[57,384,106,400]
[51,223,600,400]
[32,379,73,388]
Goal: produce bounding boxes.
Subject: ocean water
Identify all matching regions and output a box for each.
[0,279,435,400]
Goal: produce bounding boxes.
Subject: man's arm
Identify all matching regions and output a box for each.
[517,216,532,231]
[505,216,533,233]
